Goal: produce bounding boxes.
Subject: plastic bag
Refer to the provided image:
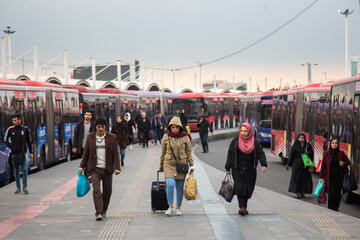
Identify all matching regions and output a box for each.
[219,173,234,202]
[184,173,197,200]
[302,153,314,167]
[314,180,324,197]
[76,172,91,197]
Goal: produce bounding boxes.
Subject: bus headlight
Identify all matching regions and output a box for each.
[260,132,271,138]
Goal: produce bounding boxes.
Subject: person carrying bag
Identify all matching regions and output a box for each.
[184,173,197,200]
[158,116,194,216]
[219,173,234,202]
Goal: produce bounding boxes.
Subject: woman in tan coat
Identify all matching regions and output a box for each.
[159,116,194,216]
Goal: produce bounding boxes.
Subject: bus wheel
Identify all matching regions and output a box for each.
[40,149,45,170]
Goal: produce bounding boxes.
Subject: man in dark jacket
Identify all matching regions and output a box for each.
[179,109,188,129]
[72,111,95,157]
[137,112,151,148]
[196,116,213,153]
[78,118,121,221]
[5,114,33,194]
[151,112,165,145]
[111,115,128,166]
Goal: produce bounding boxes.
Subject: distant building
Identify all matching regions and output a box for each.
[73,64,132,81]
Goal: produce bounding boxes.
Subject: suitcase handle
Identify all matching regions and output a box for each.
[157,170,161,191]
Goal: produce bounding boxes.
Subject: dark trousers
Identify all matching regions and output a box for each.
[237,195,248,209]
[140,131,149,147]
[200,133,209,152]
[91,167,113,214]
[153,128,162,144]
[328,188,341,211]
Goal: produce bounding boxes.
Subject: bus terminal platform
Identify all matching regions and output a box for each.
[0,128,359,240]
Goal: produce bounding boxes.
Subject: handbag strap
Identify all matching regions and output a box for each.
[168,136,178,162]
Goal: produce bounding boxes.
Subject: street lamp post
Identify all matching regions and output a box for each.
[338,9,353,77]
[3,26,15,74]
[301,62,318,84]
[196,61,205,90]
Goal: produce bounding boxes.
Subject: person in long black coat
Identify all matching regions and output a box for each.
[225,123,267,216]
[286,133,314,198]
[124,112,136,149]
[137,112,151,148]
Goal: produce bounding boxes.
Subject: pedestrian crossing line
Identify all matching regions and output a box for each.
[312,216,353,240]
[97,151,157,240]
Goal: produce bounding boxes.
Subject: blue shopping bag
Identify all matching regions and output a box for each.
[76,172,91,197]
[314,180,324,197]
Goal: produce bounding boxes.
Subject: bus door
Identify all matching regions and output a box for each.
[96,102,110,130]
[352,95,360,189]
[285,102,293,158]
[55,99,64,159]
[27,99,37,167]
[308,101,316,147]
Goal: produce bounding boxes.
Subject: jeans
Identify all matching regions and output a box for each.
[153,128,162,144]
[200,133,209,152]
[165,177,185,207]
[12,154,28,189]
[118,146,126,163]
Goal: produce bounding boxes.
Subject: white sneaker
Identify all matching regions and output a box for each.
[130,145,133,150]
[175,208,182,216]
[165,207,174,216]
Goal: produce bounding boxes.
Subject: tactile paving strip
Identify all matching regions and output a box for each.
[97,153,156,239]
[312,217,353,240]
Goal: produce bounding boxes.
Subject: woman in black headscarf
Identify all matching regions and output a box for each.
[286,133,314,198]
[319,138,350,211]
[111,115,128,166]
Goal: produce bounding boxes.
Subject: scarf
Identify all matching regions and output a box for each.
[293,133,307,153]
[113,118,128,132]
[167,131,192,142]
[238,123,255,154]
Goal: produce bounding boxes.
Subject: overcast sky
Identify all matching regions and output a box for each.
[1,0,360,90]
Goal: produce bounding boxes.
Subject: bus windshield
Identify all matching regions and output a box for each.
[172,98,204,118]
[260,104,272,128]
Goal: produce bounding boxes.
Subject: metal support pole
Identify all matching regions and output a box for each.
[265,77,268,91]
[345,16,349,77]
[232,76,235,93]
[172,70,176,93]
[307,62,312,84]
[1,37,7,78]
[63,49,68,84]
[8,35,12,74]
[213,75,216,91]
[160,63,164,115]
[117,57,121,90]
[194,73,197,92]
[33,45,39,81]
[91,53,96,88]
[249,77,252,92]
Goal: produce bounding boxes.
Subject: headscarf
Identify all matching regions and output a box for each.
[166,116,192,141]
[329,138,340,156]
[125,112,131,122]
[238,123,255,154]
[113,115,128,131]
[293,133,307,153]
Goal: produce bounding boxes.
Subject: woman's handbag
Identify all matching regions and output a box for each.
[219,173,234,202]
[76,172,91,197]
[168,136,189,173]
[314,180,325,197]
[343,166,358,193]
[184,173,197,200]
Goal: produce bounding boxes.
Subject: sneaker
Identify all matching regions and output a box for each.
[14,188,21,194]
[96,213,103,221]
[102,211,107,219]
[121,161,124,167]
[175,208,182,216]
[23,188,29,194]
[165,207,174,216]
[130,145,133,150]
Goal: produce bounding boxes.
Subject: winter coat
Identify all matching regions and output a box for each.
[79,132,121,174]
[160,117,193,179]
[196,119,213,135]
[111,122,128,150]
[124,113,136,136]
[137,117,151,133]
[225,137,267,198]
[73,120,95,150]
[319,150,350,193]
[179,112,188,127]
[287,142,314,194]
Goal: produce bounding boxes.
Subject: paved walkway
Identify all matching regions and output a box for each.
[0,128,359,239]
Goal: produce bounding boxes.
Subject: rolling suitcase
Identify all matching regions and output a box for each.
[151,170,168,212]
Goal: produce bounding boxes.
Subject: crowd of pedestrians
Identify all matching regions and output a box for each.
[5,106,355,222]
